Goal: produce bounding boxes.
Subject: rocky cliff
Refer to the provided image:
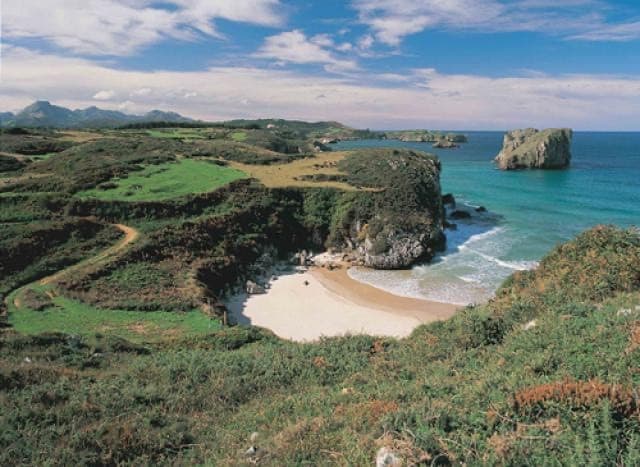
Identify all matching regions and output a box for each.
[494,128,572,170]
[330,149,446,269]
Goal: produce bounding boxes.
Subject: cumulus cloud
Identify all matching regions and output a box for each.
[93,90,116,100]
[2,45,640,130]
[351,0,633,46]
[1,0,284,56]
[256,30,358,72]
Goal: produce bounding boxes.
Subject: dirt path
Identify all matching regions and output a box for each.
[40,224,139,286]
[2,223,140,313]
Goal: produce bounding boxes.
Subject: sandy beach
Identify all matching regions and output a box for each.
[226,263,460,342]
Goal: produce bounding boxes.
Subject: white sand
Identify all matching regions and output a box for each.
[226,267,458,342]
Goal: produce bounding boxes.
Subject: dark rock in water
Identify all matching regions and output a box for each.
[433,139,459,149]
[312,140,331,152]
[476,206,487,213]
[450,210,472,219]
[444,220,458,230]
[446,133,468,143]
[495,128,572,170]
[442,193,456,208]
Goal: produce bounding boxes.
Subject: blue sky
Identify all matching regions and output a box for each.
[2,0,640,129]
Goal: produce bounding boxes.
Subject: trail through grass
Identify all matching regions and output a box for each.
[76,159,247,201]
[5,221,220,342]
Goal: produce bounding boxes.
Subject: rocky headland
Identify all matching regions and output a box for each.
[432,139,459,149]
[494,128,572,170]
[383,130,468,144]
[329,148,446,269]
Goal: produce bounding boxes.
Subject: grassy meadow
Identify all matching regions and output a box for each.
[8,286,220,343]
[146,129,207,139]
[76,159,247,201]
[0,227,639,465]
[230,131,248,141]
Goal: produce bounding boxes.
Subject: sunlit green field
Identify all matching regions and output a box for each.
[147,129,206,139]
[76,159,247,201]
[8,285,220,343]
[230,131,247,141]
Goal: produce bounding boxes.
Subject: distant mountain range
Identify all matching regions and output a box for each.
[0,101,193,128]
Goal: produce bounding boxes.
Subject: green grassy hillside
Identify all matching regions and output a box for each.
[1,226,639,465]
[1,127,638,465]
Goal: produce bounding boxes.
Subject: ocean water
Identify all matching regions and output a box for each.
[334,132,640,305]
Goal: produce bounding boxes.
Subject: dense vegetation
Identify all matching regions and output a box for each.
[0,130,73,155]
[2,124,447,314]
[0,226,638,465]
[0,154,26,172]
[1,124,637,465]
[0,219,121,318]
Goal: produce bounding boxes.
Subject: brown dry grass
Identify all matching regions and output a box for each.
[626,323,640,355]
[59,131,106,143]
[514,378,638,417]
[228,151,374,191]
[334,399,399,426]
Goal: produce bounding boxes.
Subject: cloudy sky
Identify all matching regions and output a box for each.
[1,0,640,129]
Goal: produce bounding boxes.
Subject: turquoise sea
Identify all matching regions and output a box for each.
[334,133,640,305]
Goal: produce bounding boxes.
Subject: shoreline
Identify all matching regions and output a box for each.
[311,265,459,322]
[226,262,461,342]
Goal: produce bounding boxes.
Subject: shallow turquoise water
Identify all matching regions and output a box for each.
[334,133,640,304]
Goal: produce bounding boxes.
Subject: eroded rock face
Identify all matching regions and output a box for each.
[495,128,572,170]
[360,228,446,269]
[332,149,446,270]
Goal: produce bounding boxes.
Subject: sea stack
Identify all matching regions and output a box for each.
[494,128,572,170]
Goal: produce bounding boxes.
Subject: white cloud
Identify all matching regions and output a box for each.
[256,30,358,72]
[310,34,335,48]
[569,20,640,41]
[358,34,374,50]
[2,45,640,130]
[336,42,354,52]
[130,88,152,97]
[353,0,503,45]
[1,0,284,56]
[93,90,116,100]
[117,100,135,111]
[351,0,633,46]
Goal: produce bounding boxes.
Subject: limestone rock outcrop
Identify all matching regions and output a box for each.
[332,149,446,269]
[495,128,572,170]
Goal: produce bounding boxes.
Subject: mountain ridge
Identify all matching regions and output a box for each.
[0,101,194,128]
